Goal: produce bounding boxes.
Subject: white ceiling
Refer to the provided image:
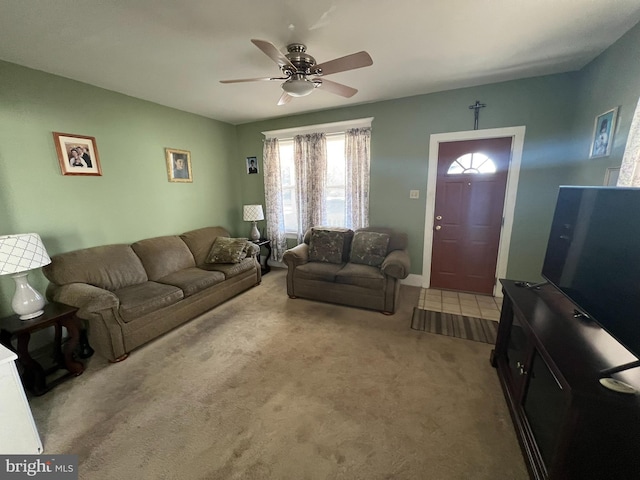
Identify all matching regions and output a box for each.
[1,1,640,125]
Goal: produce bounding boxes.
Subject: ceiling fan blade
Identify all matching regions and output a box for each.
[277,92,293,106]
[314,51,373,76]
[317,79,358,98]
[251,39,295,70]
[220,77,286,84]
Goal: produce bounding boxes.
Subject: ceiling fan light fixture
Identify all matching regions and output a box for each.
[282,76,315,97]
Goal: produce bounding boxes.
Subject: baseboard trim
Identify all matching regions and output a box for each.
[402,274,423,287]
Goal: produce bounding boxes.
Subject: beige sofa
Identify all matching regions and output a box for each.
[43,226,260,362]
[283,227,410,314]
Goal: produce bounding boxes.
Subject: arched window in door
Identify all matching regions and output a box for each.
[447,152,496,174]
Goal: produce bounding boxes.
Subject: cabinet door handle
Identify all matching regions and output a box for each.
[516,361,528,376]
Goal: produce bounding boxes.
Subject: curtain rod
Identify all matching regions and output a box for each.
[262,117,374,139]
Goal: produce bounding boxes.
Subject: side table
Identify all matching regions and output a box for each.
[0,302,90,396]
[251,238,272,275]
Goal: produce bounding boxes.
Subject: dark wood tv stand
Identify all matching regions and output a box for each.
[491,279,640,480]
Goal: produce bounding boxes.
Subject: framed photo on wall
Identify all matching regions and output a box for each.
[590,107,618,158]
[53,132,102,176]
[246,156,258,174]
[165,148,192,183]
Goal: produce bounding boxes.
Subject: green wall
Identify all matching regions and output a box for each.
[570,22,640,185]
[0,61,240,317]
[236,73,579,282]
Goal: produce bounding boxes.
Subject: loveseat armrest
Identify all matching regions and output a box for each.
[381,249,410,279]
[47,282,120,317]
[282,243,309,268]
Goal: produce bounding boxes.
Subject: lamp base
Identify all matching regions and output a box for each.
[250,221,261,241]
[11,271,46,321]
[19,310,44,320]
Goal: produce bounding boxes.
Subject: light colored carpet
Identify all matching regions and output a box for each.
[29,269,528,480]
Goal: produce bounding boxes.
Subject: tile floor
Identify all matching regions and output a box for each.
[417,288,503,322]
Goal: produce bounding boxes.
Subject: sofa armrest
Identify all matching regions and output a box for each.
[245,241,261,257]
[381,249,410,279]
[283,243,309,268]
[47,282,120,317]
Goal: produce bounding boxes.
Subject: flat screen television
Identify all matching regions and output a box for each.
[541,186,640,367]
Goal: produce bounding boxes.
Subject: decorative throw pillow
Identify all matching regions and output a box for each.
[308,228,348,264]
[350,231,390,267]
[206,237,248,264]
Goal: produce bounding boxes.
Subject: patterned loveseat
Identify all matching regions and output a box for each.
[282,227,410,314]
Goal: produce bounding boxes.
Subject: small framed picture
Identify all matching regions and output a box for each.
[53,132,102,176]
[247,156,259,174]
[590,107,618,158]
[165,148,192,183]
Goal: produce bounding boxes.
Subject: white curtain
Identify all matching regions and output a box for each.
[344,127,371,229]
[618,97,640,187]
[262,138,288,261]
[293,133,327,242]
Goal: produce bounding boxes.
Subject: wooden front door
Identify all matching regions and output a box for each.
[430,137,512,294]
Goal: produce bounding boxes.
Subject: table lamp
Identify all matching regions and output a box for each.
[243,205,264,241]
[0,233,51,320]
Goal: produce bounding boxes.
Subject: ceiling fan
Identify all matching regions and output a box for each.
[220,39,373,105]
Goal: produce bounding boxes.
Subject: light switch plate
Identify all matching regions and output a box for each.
[410,190,419,199]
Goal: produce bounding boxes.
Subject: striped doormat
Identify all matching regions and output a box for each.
[411,308,498,344]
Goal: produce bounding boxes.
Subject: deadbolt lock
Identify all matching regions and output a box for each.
[436,215,442,220]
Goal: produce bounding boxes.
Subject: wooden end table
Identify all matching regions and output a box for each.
[251,239,272,275]
[0,302,89,396]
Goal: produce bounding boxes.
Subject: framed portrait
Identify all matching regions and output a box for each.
[165,148,192,183]
[604,167,620,186]
[246,156,259,175]
[590,107,618,158]
[53,132,102,176]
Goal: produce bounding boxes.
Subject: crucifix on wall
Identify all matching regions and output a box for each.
[469,100,486,130]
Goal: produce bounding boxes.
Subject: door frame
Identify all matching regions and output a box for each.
[422,126,526,296]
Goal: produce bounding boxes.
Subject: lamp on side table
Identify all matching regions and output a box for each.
[0,233,51,320]
[243,204,264,241]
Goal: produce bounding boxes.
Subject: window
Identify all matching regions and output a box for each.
[279,133,346,233]
[264,118,372,238]
[447,152,496,174]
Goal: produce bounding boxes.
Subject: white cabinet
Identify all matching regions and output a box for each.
[0,344,43,454]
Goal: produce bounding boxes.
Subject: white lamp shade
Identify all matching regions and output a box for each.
[243,205,265,222]
[282,78,315,97]
[0,233,51,275]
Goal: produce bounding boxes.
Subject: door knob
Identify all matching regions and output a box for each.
[435,225,442,231]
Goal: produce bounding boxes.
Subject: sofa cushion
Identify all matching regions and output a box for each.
[206,237,248,264]
[156,267,225,297]
[335,263,386,290]
[295,261,345,282]
[131,236,196,281]
[308,228,353,264]
[200,257,256,279]
[356,227,408,253]
[180,226,231,266]
[115,281,184,323]
[43,244,148,291]
[350,231,390,267]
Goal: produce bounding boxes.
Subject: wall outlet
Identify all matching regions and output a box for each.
[409,190,420,199]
